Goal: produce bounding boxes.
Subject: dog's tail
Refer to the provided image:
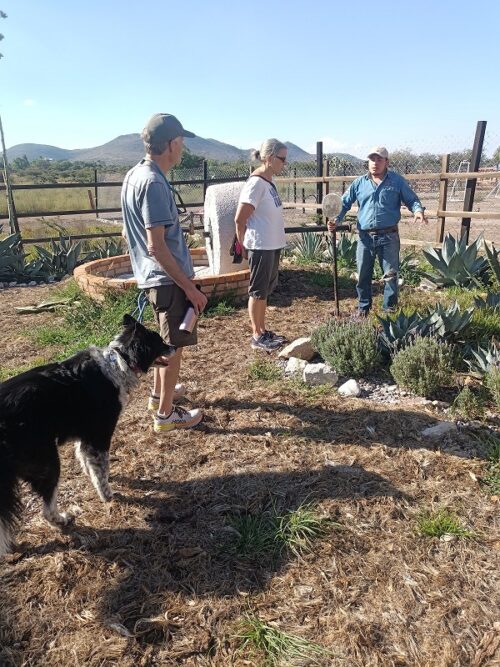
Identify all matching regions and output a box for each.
[0,451,21,557]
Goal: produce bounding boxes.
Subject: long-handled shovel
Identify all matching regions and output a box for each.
[322,193,349,316]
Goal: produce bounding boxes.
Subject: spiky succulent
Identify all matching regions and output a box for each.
[421,233,489,288]
[465,343,500,378]
[377,311,429,355]
[426,300,474,341]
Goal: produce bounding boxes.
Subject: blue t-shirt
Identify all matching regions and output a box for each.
[121,159,194,289]
[336,170,424,231]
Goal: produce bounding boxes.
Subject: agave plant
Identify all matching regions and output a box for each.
[426,300,474,341]
[421,233,489,288]
[377,310,429,355]
[291,232,325,264]
[398,251,421,286]
[0,231,25,281]
[33,237,83,279]
[483,241,500,284]
[84,238,125,261]
[474,293,500,310]
[326,232,357,270]
[465,343,500,378]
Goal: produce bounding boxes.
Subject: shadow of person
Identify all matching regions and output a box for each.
[48,465,408,645]
[200,397,482,460]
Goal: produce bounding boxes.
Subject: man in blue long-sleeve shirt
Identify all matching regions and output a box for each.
[328,146,427,315]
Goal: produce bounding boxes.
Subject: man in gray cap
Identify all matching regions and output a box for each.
[121,113,207,433]
[328,146,427,315]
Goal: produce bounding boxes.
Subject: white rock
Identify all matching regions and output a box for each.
[421,422,457,439]
[432,400,450,410]
[285,357,308,375]
[302,362,338,387]
[8,281,17,287]
[279,337,315,361]
[338,379,361,397]
[28,281,37,286]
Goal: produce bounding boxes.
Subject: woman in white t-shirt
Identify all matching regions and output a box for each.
[235,139,288,352]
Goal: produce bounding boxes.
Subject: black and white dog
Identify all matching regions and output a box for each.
[0,314,175,556]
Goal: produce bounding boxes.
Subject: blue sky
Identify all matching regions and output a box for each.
[1,0,499,158]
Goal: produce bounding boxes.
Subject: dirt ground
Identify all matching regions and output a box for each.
[0,272,499,667]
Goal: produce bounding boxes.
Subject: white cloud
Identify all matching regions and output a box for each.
[23,99,36,107]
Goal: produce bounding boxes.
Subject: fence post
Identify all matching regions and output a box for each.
[316,141,323,215]
[94,168,99,219]
[436,154,450,243]
[203,160,208,202]
[324,159,330,196]
[293,167,297,204]
[461,120,487,243]
[0,114,21,245]
[302,187,305,214]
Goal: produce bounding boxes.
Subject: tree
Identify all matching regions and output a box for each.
[178,148,204,169]
[493,146,500,169]
[0,10,6,59]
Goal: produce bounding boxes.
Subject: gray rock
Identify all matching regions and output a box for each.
[8,281,17,287]
[421,422,457,439]
[28,281,37,286]
[302,362,338,387]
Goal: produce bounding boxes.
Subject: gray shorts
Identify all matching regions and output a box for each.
[247,249,281,300]
[148,284,198,347]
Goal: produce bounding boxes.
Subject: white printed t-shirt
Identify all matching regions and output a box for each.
[238,175,286,250]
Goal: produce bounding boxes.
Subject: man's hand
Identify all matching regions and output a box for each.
[185,282,208,315]
[414,210,428,225]
[327,220,337,232]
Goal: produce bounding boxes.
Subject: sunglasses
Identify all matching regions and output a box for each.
[274,155,287,164]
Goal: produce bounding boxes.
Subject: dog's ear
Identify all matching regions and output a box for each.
[122,314,136,327]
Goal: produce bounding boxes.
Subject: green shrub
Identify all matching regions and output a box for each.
[311,319,380,378]
[390,336,453,397]
[485,366,500,411]
[451,386,487,421]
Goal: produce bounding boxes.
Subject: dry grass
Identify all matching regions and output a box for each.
[0,268,499,666]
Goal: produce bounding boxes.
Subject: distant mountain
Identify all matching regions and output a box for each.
[6,134,360,165]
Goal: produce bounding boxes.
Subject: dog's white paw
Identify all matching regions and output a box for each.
[45,511,74,528]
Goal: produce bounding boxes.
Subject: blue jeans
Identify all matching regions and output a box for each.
[356,230,400,312]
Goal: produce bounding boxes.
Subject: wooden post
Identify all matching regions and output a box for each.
[293,167,297,203]
[324,159,330,196]
[461,120,487,243]
[302,187,305,214]
[94,168,99,218]
[0,114,21,243]
[436,154,450,243]
[316,141,323,215]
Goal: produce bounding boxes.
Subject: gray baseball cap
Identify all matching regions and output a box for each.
[143,113,195,143]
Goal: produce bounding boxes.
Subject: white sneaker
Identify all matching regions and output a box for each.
[153,406,203,433]
[147,384,186,412]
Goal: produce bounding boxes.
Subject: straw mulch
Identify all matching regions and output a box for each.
[0,269,499,667]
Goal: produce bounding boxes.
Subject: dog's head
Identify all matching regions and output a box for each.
[116,314,176,374]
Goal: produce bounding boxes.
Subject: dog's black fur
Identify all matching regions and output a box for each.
[0,314,174,556]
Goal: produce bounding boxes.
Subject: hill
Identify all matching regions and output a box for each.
[6,135,361,165]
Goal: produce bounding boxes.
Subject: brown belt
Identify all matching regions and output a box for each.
[359,225,399,236]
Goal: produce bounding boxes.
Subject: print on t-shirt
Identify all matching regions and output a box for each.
[270,185,282,208]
